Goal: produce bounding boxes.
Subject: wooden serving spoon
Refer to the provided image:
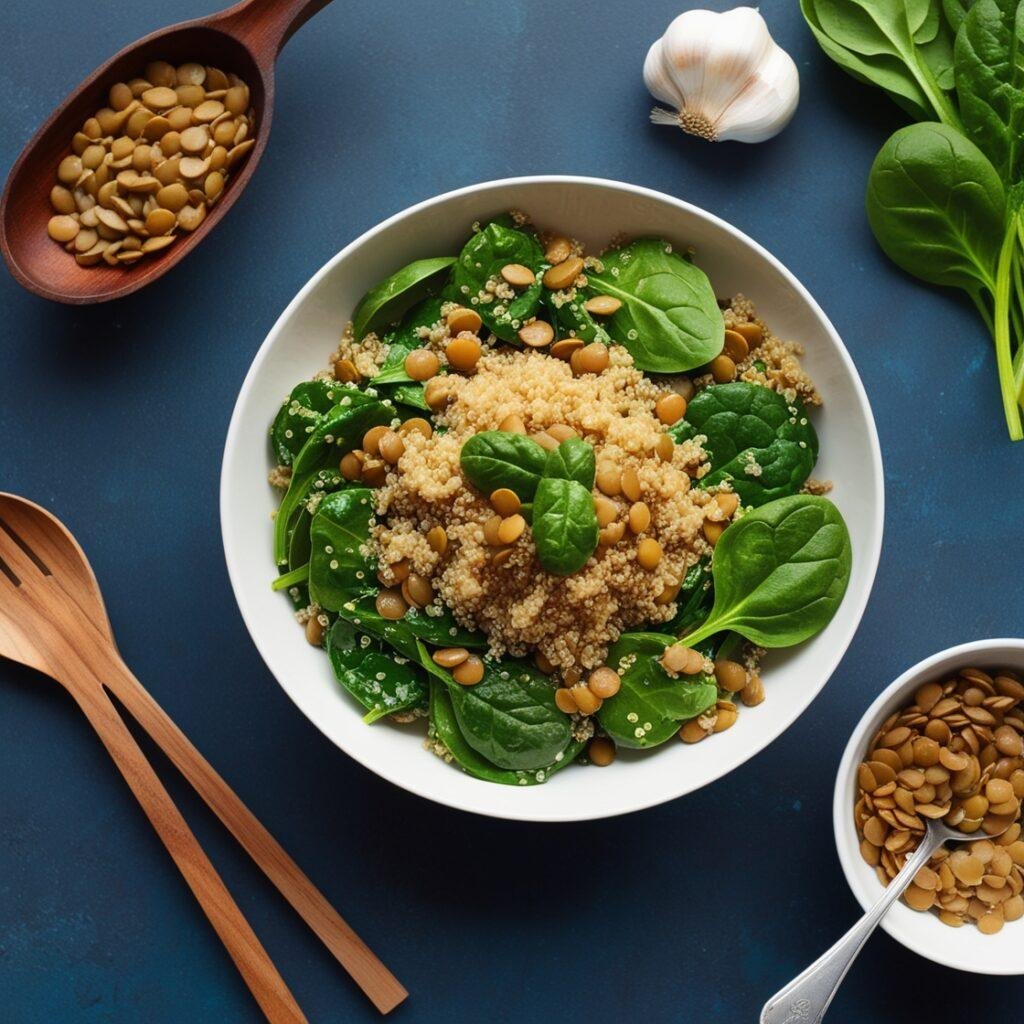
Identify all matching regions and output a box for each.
[0,0,332,304]
[0,493,408,1017]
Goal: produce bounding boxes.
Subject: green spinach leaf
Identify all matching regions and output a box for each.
[955,0,1024,185]
[866,122,1005,300]
[370,297,447,386]
[685,495,853,649]
[459,430,548,500]
[451,222,545,341]
[585,239,724,373]
[327,619,427,723]
[671,382,819,506]
[800,0,960,124]
[532,477,599,576]
[307,488,376,612]
[428,680,582,785]
[428,650,573,771]
[351,257,455,341]
[274,393,392,564]
[662,558,714,635]
[270,379,350,466]
[596,632,718,749]
[547,292,612,344]
[542,437,596,489]
[337,595,485,662]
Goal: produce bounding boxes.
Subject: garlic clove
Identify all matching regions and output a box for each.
[644,6,799,144]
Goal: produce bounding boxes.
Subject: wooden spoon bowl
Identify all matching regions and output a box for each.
[0,0,330,305]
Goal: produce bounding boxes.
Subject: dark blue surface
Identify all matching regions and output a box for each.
[1,1,1021,1020]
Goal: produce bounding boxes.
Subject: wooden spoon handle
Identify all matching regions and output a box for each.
[101,658,408,1015]
[71,681,306,1024]
[212,0,336,59]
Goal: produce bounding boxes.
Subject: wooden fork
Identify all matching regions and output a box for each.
[0,493,407,1018]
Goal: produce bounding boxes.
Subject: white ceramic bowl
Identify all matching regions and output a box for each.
[220,175,884,822]
[834,638,1024,974]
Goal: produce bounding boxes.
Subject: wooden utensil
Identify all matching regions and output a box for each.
[1,0,333,304]
[0,493,408,1017]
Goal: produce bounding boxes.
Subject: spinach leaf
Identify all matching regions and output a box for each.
[428,680,582,785]
[274,393,392,564]
[307,488,376,612]
[685,495,853,649]
[351,257,455,341]
[542,437,596,489]
[370,297,447,386]
[671,382,819,506]
[866,122,1004,299]
[451,222,545,341]
[596,632,718,749]
[427,649,573,771]
[287,506,312,572]
[800,0,960,124]
[532,477,599,576]
[954,0,1024,185]
[943,0,976,31]
[327,619,427,723]
[337,595,485,662]
[547,292,612,344]
[270,379,349,466]
[585,239,724,373]
[390,383,431,412]
[459,430,548,500]
[662,558,714,635]
[273,465,346,568]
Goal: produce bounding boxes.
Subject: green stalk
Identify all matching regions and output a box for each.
[271,563,310,591]
[1014,219,1024,403]
[911,47,962,131]
[993,214,1023,440]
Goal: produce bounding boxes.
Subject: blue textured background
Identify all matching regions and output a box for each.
[1,1,1022,1020]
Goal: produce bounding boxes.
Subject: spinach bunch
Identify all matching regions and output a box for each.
[803,0,1024,439]
[459,432,599,574]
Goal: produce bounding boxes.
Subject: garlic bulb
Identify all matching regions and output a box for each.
[644,7,799,144]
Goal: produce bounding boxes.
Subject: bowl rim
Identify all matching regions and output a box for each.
[832,637,1024,974]
[220,173,885,822]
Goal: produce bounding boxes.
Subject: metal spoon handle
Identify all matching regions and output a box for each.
[760,832,943,1024]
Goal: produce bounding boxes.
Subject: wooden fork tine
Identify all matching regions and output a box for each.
[0,514,48,582]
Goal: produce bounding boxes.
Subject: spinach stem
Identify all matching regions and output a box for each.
[271,563,310,591]
[993,215,1023,440]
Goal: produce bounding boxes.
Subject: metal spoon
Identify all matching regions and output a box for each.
[760,815,1013,1024]
[0,0,332,304]
[0,493,407,1017]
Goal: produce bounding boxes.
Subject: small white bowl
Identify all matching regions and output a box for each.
[221,175,884,822]
[834,638,1024,975]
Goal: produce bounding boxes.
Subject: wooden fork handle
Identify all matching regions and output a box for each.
[71,681,306,1024]
[100,656,408,1015]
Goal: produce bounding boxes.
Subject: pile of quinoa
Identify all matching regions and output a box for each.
[371,346,712,673]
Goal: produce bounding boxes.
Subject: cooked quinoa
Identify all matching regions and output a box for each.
[372,347,713,673]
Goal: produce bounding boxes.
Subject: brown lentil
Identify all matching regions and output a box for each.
[636,537,662,569]
[583,295,622,316]
[714,659,747,693]
[588,736,616,766]
[550,338,583,361]
[575,342,610,375]
[723,329,750,362]
[497,514,526,545]
[399,417,433,439]
[426,525,448,554]
[544,236,573,264]
[571,684,602,716]
[362,425,389,456]
[543,257,584,291]
[491,488,521,516]
[432,647,470,668]
[662,644,704,676]
[555,688,578,714]
[655,393,687,425]
[628,501,651,534]
[710,354,737,383]
[452,655,485,685]
[402,573,433,608]
[404,349,440,381]
[518,320,554,348]
[375,589,408,620]
[500,263,535,288]
[587,666,621,699]
[447,333,482,372]
[498,413,527,433]
[447,307,483,335]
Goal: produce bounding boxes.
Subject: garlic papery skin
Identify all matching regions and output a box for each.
[644,7,799,144]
